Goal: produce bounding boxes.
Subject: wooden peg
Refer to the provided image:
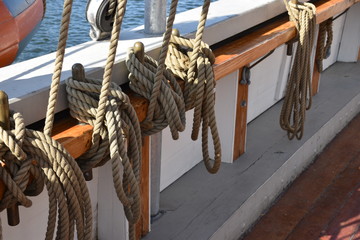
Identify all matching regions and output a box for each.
[172,28,180,37]
[72,63,86,82]
[291,0,298,3]
[71,65,93,181]
[0,91,20,226]
[133,42,145,64]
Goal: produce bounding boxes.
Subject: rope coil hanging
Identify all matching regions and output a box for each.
[164,0,221,173]
[126,0,186,140]
[0,0,94,238]
[316,17,333,72]
[64,0,142,239]
[280,0,316,140]
[0,94,93,240]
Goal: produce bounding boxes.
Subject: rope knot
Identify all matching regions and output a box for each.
[126,43,186,140]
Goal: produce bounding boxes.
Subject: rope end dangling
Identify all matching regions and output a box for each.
[0,91,20,226]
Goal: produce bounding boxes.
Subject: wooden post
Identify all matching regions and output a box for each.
[71,63,93,181]
[135,136,150,239]
[0,91,20,226]
[312,25,323,96]
[233,67,248,160]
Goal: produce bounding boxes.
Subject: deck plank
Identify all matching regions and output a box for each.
[241,113,360,240]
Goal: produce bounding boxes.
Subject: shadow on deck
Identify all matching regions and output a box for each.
[143,61,360,240]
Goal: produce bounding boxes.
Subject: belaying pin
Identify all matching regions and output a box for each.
[0,91,20,226]
[240,67,251,85]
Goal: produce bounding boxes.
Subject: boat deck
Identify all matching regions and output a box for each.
[143,61,360,240]
[241,112,360,240]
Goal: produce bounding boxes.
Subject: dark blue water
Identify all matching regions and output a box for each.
[16,0,217,63]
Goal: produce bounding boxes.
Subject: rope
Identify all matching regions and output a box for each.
[126,0,186,140]
[65,0,143,239]
[280,0,316,140]
[43,0,74,136]
[316,18,333,72]
[164,0,221,173]
[0,0,94,238]
[0,111,92,240]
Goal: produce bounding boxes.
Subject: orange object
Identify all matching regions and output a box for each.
[0,0,44,67]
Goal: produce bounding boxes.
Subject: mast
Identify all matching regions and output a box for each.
[145,0,166,34]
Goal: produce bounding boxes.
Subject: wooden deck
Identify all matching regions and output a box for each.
[241,113,360,240]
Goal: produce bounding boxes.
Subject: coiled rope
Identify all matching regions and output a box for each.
[164,0,221,173]
[126,0,186,140]
[280,0,316,140]
[65,0,142,239]
[0,0,94,238]
[0,109,92,240]
[316,17,333,72]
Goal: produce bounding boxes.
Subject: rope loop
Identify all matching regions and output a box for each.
[280,0,316,140]
[316,17,333,72]
[126,43,186,139]
[64,0,142,238]
[66,69,142,225]
[163,0,222,173]
[126,0,186,140]
[0,111,93,240]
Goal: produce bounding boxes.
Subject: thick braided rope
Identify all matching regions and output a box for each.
[164,0,221,173]
[0,111,92,240]
[316,17,333,72]
[280,1,316,140]
[66,76,142,228]
[125,0,186,140]
[64,0,143,238]
[43,0,73,136]
[87,0,127,156]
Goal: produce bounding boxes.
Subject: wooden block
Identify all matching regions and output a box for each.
[213,0,360,81]
[52,123,93,159]
[312,29,322,96]
[233,68,248,160]
[136,136,150,239]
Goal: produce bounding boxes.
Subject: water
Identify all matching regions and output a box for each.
[16,0,217,63]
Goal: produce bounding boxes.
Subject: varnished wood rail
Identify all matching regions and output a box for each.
[0,0,358,238]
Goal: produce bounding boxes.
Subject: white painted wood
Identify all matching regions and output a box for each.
[210,87,360,240]
[0,169,99,240]
[248,45,291,122]
[160,110,202,191]
[211,71,239,163]
[0,0,289,126]
[97,162,128,240]
[275,45,293,101]
[160,71,238,190]
[337,3,360,62]
[322,13,347,70]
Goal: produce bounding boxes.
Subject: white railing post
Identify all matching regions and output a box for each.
[150,132,162,219]
[145,0,166,34]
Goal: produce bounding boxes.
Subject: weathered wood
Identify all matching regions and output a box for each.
[312,30,322,96]
[136,136,150,239]
[52,123,93,159]
[316,0,360,24]
[213,0,360,80]
[213,19,296,81]
[233,68,248,161]
[0,0,358,235]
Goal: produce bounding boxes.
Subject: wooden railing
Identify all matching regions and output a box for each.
[0,0,359,238]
